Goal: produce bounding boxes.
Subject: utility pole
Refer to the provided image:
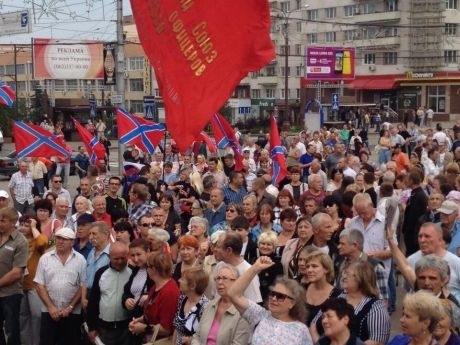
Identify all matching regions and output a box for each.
[116,0,124,174]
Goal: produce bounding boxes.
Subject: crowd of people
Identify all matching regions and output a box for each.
[1,117,460,345]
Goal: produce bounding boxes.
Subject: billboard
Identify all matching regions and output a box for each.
[306,47,355,80]
[0,10,31,37]
[33,38,104,79]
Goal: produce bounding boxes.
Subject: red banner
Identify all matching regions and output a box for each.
[130,0,275,152]
[72,119,106,163]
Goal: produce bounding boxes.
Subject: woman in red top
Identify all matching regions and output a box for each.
[129,252,180,342]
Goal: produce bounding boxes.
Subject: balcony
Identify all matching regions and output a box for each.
[258,75,279,85]
[353,11,401,24]
[353,36,401,48]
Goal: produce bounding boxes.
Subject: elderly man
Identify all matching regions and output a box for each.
[202,157,227,189]
[92,196,112,227]
[52,197,73,229]
[8,160,35,215]
[128,183,154,225]
[337,228,388,304]
[299,174,325,207]
[34,227,86,345]
[43,174,72,207]
[73,213,95,259]
[82,221,111,310]
[222,171,247,205]
[151,207,178,262]
[204,188,226,228]
[306,212,337,259]
[87,242,131,345]
[437,200,460,255]
[213,232,262,303]
[0,207,28,345]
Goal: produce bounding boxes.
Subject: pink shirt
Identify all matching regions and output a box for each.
[206,319,220,345]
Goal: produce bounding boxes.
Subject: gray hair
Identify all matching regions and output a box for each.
[190,216,209,235]
[55,196,70,206]
[339,228,364,251]
[148,227,170,243]
[352,192,373,207]
[215,262,240,279]
[382,171,396,184]
[311,212,330,230]
[210,230,226,245]
[415,254,450,282]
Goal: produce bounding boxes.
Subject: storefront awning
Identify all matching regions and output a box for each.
[349,77,398,90]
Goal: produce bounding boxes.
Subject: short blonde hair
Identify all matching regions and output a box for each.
[403,290,443,333]
[258,231,278,248]
[305,250,335,283]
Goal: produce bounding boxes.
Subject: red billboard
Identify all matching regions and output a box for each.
[33,38,104,79]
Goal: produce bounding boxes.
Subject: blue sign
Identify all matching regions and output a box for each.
[89,98,96,118]
[144,96,156,120]
[331,93,339,111]
[21,13,28,27]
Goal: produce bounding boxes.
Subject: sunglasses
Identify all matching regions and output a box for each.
[53,180,62,183]
[268,289,294,302]
[226,209,236,213]
[140,222,155,227]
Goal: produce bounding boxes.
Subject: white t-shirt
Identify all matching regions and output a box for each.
[235,260,262,303]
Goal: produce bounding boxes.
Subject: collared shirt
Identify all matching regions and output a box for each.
[128,202,154,225]
[447,221,460,255]
[73,240,93,260]
[8,171,34,204]
[0,229,28,297]
[34,248,86,313]
[348,212,394,272]
[44,188,72,207]
[28,160,47,180]
[204,203,226,229]
[86,244,111,289]
[223,184,247,205]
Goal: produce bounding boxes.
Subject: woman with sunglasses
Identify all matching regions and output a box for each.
[227,256,312,345]
[191,264,251,345]
[209,202,243,235]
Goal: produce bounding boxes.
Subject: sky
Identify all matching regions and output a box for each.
[0,0,132,44]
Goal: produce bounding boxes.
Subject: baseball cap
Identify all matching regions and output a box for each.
[437,200,459,215]
[55,227,76,240]
[0,190,9,198]
[76,213,96,226]
[243,147,250,152]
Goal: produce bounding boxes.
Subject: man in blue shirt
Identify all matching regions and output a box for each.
[298,144,315,182]
[439,200,460,255]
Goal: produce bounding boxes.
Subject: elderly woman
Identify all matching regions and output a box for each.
[172,235,200,283]
[148,227,171,257]
[71,195,92,228]
[256,231,284,303]
[281,217,313,279]
[210,202,243,234]
[388,291,444,345]
[434,300,460,345]
[172,267,209,345]
[316,298,363,345]
[228,256,312,345]
[189,216,210,258]
[341,261,390,345]
[191,264,251,345]
[128,252,180,342]
[251,204,282,242]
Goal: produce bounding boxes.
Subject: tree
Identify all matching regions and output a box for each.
[29,87,47,122]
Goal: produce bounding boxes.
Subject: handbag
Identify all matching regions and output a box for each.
[142,324,172,345]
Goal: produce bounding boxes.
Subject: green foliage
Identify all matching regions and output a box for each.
[218,102,233,123]
[30,87,46,122]
[0,106,14,136]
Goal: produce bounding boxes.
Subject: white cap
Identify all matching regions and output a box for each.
[0,190,9,198]
[55,227,76,240]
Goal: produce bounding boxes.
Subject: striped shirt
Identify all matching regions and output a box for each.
[223,185,247,205]
[8,171,34,204]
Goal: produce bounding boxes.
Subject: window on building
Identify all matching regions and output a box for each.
[344,5,356,17]
[296,65,303,76]
[427,86,446,112]
[384,27,398,37]
[251,71,260,78]
[296,21,302,32]
[307,9,318,21]
[446,0,457,9]
[16,64,25,75]
[16,81,26,92]
[383,52,398,65]
[266,66,276,76]
[386,0,398,11]
[281,67,291,77]
[344,30,355,41]
[252,89,261,99]
[295,0,302,10]
[444,50,458,63]
[281,88,290,99]
[128,57,144,71]
[5,65,14,75]
[154,88,161,97]
[362,3,376,14]
[280,45,290,56]
[54,80,65,91]
[296,89,301,99]
[129,79,144,92]
[265,88,276,98]
[281,1,290,12]
[307,33,318,44]
[130,100,144,113]
[363,53,376,64]
[295,44,302,56]
[325,32,337,42]
[445,23,457,35]
[66,80,78,91]
[325,7,336,19]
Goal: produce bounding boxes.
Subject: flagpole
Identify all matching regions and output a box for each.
[161,125,167,181]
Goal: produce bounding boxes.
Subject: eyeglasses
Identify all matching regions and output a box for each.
[214,276,236,282]
[140,222,155,227]
[53,180,62,183]
[268,290,294,302]
[226,209,236,213]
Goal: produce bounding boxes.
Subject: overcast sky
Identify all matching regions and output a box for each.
[0,0,132,44]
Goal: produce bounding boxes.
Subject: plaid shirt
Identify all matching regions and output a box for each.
[8,171,34,204]
[128,202,154,225]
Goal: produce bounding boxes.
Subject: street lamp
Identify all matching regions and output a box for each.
[271,3,308,125]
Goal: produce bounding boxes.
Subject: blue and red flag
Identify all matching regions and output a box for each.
[13,121,71,158]
[72,118,106,164]
[0,82,15,107]
[116,108,165,154]
[210,113,243,171]
[269,115,287,186]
